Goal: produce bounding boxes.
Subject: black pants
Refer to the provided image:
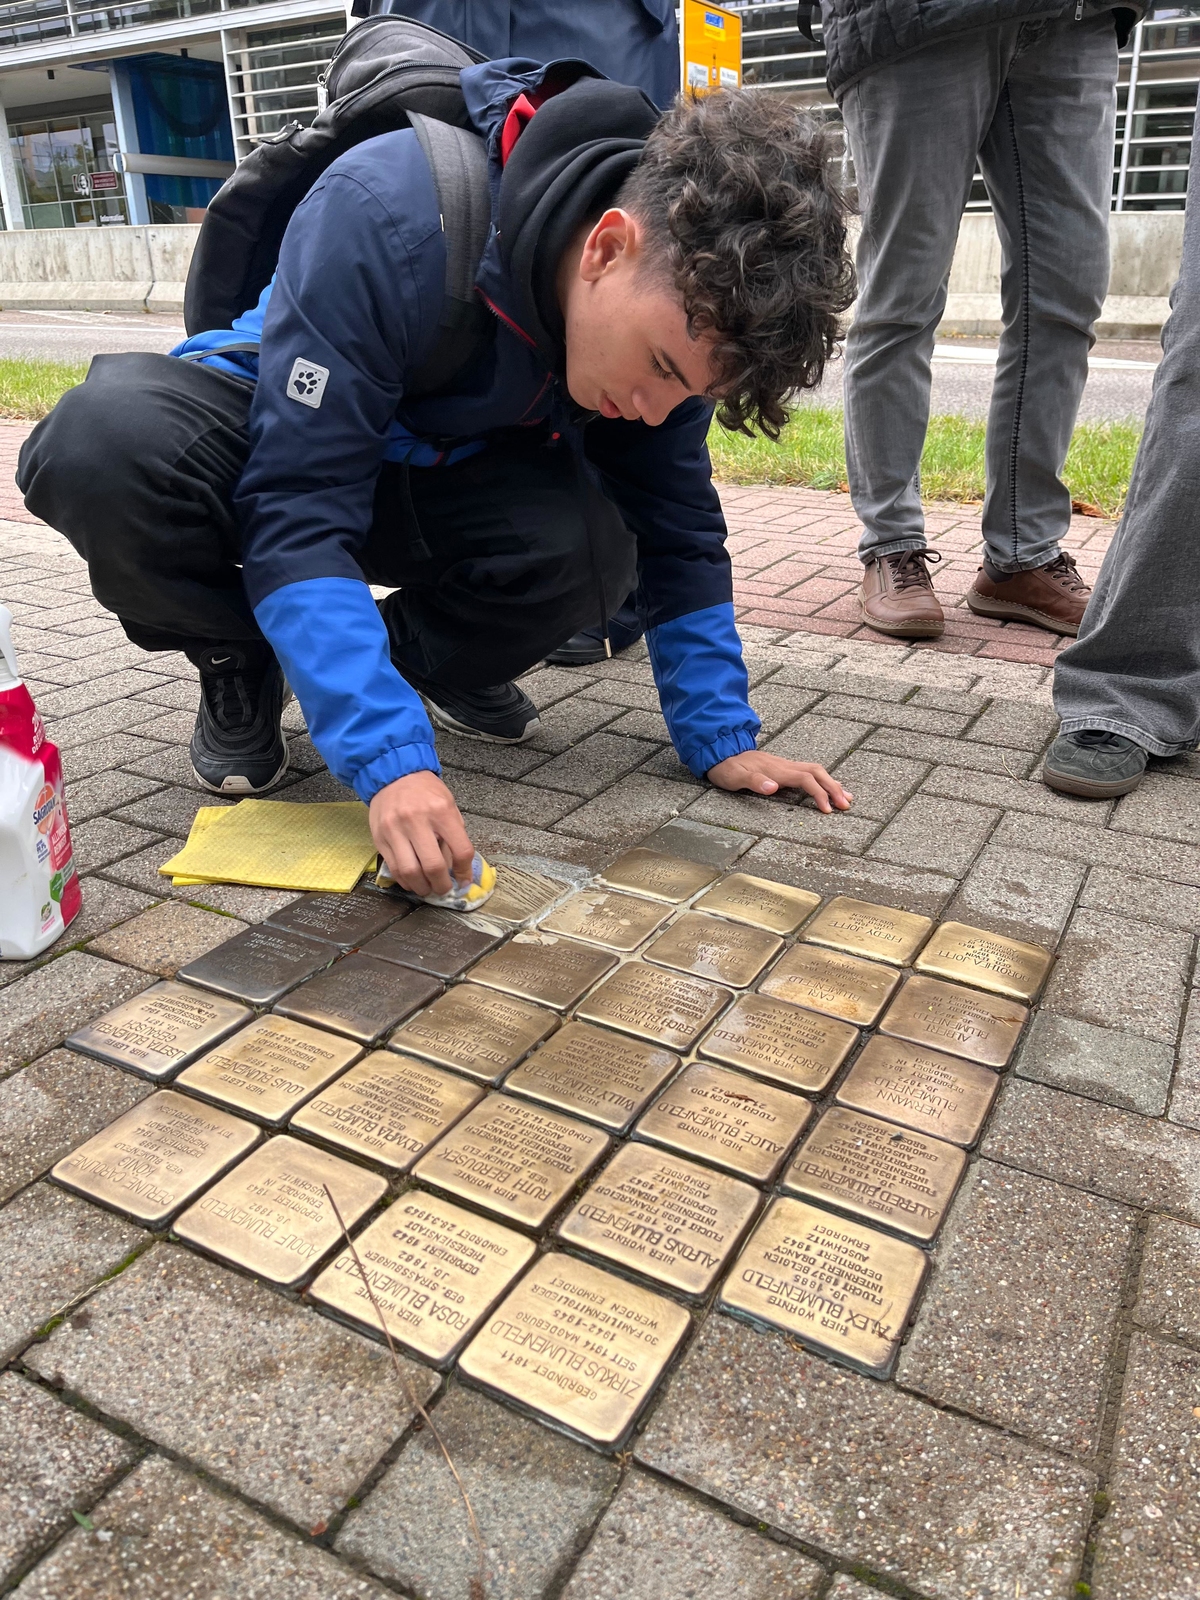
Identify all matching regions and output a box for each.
[18,352,637,689]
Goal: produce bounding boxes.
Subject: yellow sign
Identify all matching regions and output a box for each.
[681,0,742,96]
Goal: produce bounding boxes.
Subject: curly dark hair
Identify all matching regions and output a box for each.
[617,90,855,438]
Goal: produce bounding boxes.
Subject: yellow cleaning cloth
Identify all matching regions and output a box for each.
[169,805,229,886]
[160,799,378,894]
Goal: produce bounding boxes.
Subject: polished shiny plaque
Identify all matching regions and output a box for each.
[388,984,559,1083]
[177,925,336,1006]
[361,907,504,979]
[694,873,820,936]
[290,1050,483,1172]
[264,891,406,949]
[175,1015,360,1128]
[835,1034,1000,1147]
[557,1143,758,1298]
[467,933,617,1011]
[880,975,1028,1069]
[781,1106,966,1243]
[643,911,782,989]
[309,1191,536,1366]
[914,921,1053,1002]
[66,981,251,1081]
[719,1195,928,1377]
[540,889,672,952]
[802,896,934,967]
[575,962,732,1051]
[51,1090,259,1228]
[273,954,442,1045]
[634,1061,813,1184]
[174,1135,385,1287]
[598,848,719,904]
[697,992,857,1095]
[485,865,568,926]
[504,1021,679,1132]
[758,943,901,1027]
[413,1093,610,1231]
[459,1251,690,1448]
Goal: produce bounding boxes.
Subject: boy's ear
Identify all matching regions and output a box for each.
[579,208,636,282]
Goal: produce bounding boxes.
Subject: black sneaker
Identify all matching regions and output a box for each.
[189,644,290,794]
[1042,729,1148,799]
[418,679,540,744]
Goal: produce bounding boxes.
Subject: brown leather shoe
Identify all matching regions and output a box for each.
[965,552,1091,635]
[860,549,945,639]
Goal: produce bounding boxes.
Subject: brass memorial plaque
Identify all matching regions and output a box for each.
[643,911,782,989]
[880,975,1028,1069]
[485,865,569,926]
[694,873,820,936]
[575,962,732,1051]
[361,907,504,979]
[598,848,719,904]
[177,925,336,1006]
[758,943,900,1027]
[66,981,251,1081]
[836,1035,1000,1147]
[175,1014,360,1128]
[540,889,672,952]
[414,1093,610,1231]
[467,933,617,1011]
[914,921,1053,1003]
[459,1251,690,1448]
[634,1061,813,1185]
[697,992,858,1094]
[265,891,406,948]
[389,984,559,1083]
[310,1191,536,1366]
[802,896,934,967]
[51,1090,259,1228]
[719,1195,928,1377]
[174,1135,385,1287]
[290,1050,483,1172]
[273,954,443,1045]
[781,1106,966,1243]
[557,1143,759,1298]
[504,1021,679,1132]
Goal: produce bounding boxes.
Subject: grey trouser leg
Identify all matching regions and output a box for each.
[842,13,1117,569]
[1053,135,1200,757]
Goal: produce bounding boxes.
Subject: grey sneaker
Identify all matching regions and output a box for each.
[1042,730,1148,799]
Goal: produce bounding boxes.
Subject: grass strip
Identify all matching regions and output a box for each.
[0,356,89,420]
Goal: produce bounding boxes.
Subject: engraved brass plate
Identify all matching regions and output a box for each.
[835,1034,1000,1147]
[66,981,251,1081]
[719,1195,928,1377]
[309,1191,536,1366]
[643,911,782,989]
[361,908,504,979]
[540,889,672,952]
[389,984,559,1083]
[634,1061,813,1184]
[51,1090,259,1228]
[467,934,617,1011]
[177,925,336,1006]
[485,865,568,926]
[758,943,901,1027]
[557,1143,758,1298]
[698,992,857,1094]
[802,896,934,967]
[575,962,731,1051]
[174,1135,385,1287]
[694,873,820,936]
[598,848,719,904]
[175,1015,360,1128]
[459,1251,690,1447]
[914,921,1053,1002]
[781,1106,966,1243]
[413,1093,610,1231]
[273,954,442,1045]
[265,891,406,949]
[504,1021,679,1132]
[290,1050,483,1172]
[880,975,1028,1069]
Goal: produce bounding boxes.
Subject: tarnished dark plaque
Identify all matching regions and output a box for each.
[66,981,251,1081]
[557,1143,758,1298]
[575,962,732,1051]
[598,848,719,904]
[694,872,820,936]
[802,896,933,967]
[697,992,857,1094]
[634,1061,813,1184]
[504,1021,679,1132]
[540,889,672,952]
[914,921,1053,1002]
[458,1251,690,1447]
[309,1191,536,1366]
[467,933,617,1011]
[643,911,782,989]
[413,1093,610,1231]
[879,975,1028,1069]
[51,1090,259,1228]
[289,1050,483,1172]
[265,891,406,948]
[485,866,569,926]
[177,925,336,1006]
[388,984,559,1083]
[174,1135,385,1286]
[361,907,504,979]
[273,954,442,1045]
[175,1015,360,1128]
[758,943,901,1027]
[719,1195,928,1377]
[781,1105,966,1243]
[835,1034,1000,1147]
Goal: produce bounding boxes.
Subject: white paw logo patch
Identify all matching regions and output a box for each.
[286,356,329,409]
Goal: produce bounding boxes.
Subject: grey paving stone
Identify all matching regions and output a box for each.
[25,1244,438,1530]
[747,683,822,739]
[919,765,1114,826]
[49,699,169,750]
[770,662,914,702]
[1080,865,1200,933]
[603,708,670,742]
[1133,1214,1200,1342]
[682,788,881,853]
[95,842,301,914]
[638,746,706,786]
[0,954,154,1074]
[281,769,358,803]
[127,677,202,711]
[641,815,756,868]
[1172,989,1200,1132]
[64,770,165,824]
[897,1161,1134,1455]
[1015,1011,1174,1116]
[524,696,623,757]
[438,767,577,827]
[868,793,1000,876]
[911,684,990,715]
[62,734,171,783]
[0,879,157,991]
[966,700,1058,751]
[818,693,971,738]
[36,669,175,721]
[121,707,198,746]
[740,836,958,918]
[554,773,696,844]
[112,786,230,841]
[863,726,1038,777]
[1110,771,1200,848]
[992,811,1200,889]
[118,742,238,792]
[827,1579,889,1600]
[828,749,930,823]
[71,817,162,874]
[579,678,662,712]
[337,1385,617,1600]
[520,664,599,709]
[764,712,869,769]
[0,1050,151,1202]
[523,732,661,796]
[635,1315,1095,1600]
[459,812,609,873]
[945,845,1086,948]
[87,903,249,979]
[1041,908,1191,1045]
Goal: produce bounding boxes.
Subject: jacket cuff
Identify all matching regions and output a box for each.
[689,727,759,779]
[351,741,442,804]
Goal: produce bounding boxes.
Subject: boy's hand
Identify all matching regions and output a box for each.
[707,751,853,814]
[369,771,476,897]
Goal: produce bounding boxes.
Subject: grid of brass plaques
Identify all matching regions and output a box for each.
[598,847,719,903]
[759,941,901,1027]
[265,890,406,949]
[879,974,1028,1069]
[642,910,782,989]
[914,921,1053,1003]
[273,953,442,1045]
[177,924,337,1006]
[289,1051,483,1172]
[835,1035,1000,1147]
[693,873,820,936]
[66,980,251,1081]
[388,983,559,1082]
[635,1061,814,1185]
[698,992,857,1094]
[802,896,933,968]
[466,933,618,1011]
[540,888,672,951]
[576,961,732,1051]
[503,1021,679,1132]
[175,1014,362,1128]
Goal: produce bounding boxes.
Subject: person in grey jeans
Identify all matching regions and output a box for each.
[805,2,1143,640]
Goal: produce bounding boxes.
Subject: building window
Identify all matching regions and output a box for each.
[6,109,127,228]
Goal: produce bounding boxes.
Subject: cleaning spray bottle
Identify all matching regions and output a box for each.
[0,604,81,958]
